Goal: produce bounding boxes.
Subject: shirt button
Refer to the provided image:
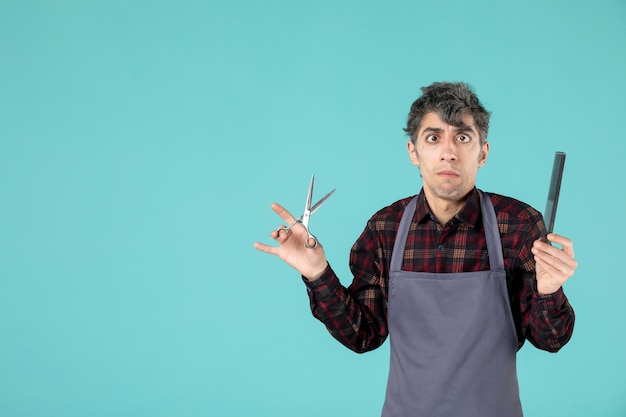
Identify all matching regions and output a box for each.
[437,245,444,251]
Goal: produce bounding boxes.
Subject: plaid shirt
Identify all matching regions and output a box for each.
[305,188,575,353]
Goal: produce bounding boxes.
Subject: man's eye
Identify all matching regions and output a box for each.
[426,134,438,142]
[457,134,471,143]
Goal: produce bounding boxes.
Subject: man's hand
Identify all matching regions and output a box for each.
[254,203,329,281]
[532,233,578,295]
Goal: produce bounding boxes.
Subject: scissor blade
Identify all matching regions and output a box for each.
[299,175,315,228]
[309,188,336,216]
[304,175,315,214]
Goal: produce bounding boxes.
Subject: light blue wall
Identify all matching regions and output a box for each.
[1,0,625,415]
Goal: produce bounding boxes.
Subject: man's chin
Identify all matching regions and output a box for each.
[432,186,471,202]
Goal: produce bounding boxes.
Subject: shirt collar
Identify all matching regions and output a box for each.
[415,187,482,229]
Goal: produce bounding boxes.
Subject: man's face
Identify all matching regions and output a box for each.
[407,111,489,204]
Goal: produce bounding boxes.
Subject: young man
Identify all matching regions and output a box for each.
[254,82,577,417]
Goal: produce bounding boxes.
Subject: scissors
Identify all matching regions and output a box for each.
[278,175,335,249]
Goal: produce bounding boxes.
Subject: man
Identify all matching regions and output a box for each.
[254,81,577,416]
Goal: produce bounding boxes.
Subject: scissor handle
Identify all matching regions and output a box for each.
[277,220,297,236]
[304,233,318,249]
[277,221,318,249]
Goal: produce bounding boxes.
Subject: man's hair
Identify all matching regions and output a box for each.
[404,82,491,145]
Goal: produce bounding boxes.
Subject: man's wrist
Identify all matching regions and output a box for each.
[303,262,329,282]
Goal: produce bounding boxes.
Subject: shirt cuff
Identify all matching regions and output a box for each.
[534,286,566,310]
[301,264,341,300]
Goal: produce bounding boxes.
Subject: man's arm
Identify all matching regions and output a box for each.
[526,284,575,352]
[255,203,389,353]
[303,261,389,353]
[518,222,577,352]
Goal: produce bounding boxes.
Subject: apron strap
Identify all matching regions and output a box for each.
[477,190,505,271]
[390,196,417,272]
[390,190,505,272]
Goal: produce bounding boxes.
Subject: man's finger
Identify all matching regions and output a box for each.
[254,242,278,256]
[271,202,297,224]
[546,233,575,256]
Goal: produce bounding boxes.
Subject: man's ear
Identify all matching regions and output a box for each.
[408,140,419,166]
[478,141,490,167]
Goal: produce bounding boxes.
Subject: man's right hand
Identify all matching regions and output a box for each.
[254,203,329,281]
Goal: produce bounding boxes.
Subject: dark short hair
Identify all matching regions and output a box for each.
[404,82,491,144]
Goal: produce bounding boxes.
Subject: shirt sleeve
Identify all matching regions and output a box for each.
[302,223,389,354]
[516,213,575,352]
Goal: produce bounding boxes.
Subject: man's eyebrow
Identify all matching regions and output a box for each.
[453,124,476,133]
[420,125,477,134]
[420,126,444,134]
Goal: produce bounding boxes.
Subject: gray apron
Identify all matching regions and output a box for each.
[381,190,523,417]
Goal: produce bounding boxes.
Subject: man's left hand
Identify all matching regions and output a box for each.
[532,233,578,295]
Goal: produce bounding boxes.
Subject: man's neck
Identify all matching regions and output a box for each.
[423,190,472,225]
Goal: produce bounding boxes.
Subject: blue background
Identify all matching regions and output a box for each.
[1,0,625,416]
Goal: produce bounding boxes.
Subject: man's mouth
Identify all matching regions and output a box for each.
[437,170,460,178]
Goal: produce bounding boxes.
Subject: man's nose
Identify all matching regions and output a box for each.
[440,138,457,161]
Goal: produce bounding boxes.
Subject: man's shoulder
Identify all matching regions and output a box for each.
[483,191,543,223]
[367,196,416,225]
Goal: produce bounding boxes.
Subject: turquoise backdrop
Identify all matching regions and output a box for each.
[1,0,625,416]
